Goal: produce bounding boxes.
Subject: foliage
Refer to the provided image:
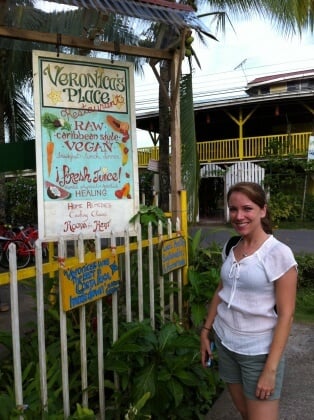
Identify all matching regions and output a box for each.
[261,152,313,224]
[303,194,314,221]
[293,253,314,322]
[295,253,314,289]
[268,191,301,225]
[0,276,114,419]
[103,321,222,419]
[184,229,221,328]
[69,403,96,419]
[139,171,155,206]
[180,73,200,223]
[129,204,168,236]
[0,315,222,419]
[5,176,37,225]
[124,393,152,420]
[295,289,314,323]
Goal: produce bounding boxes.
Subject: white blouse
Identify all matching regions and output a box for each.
[213,235,297,355]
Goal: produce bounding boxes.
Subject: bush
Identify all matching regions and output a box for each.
[5,176,37,225]
[103,321,223,419]
[295,253,314,289]
[183,230,221,328]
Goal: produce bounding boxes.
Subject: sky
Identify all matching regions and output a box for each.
[135,15,314,146]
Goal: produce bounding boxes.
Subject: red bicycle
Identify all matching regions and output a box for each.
[0,225,48,269]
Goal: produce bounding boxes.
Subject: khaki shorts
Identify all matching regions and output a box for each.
[215,334,285,400]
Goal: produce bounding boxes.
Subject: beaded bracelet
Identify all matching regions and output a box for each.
[202,326,211,331]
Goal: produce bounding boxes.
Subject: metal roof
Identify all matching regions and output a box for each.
[136,74,314,120]
[49,0,215,37]
[247,69,314,88]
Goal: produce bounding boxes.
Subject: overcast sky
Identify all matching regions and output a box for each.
[135,16,314,146]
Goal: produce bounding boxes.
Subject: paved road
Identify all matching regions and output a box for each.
[189,224,314,254]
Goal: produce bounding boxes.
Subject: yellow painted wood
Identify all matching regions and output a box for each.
[138,131,311,166]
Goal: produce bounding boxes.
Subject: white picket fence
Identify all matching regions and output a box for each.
[6,218,185,419]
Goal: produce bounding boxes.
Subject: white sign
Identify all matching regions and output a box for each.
[33,51,139,239]
[307,135,314,161]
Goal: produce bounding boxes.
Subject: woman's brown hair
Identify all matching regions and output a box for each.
[227,182,272,234]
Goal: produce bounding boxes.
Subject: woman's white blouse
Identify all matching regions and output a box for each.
[213,235,297,355]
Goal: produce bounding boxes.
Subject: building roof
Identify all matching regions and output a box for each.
[49,0,215,37]
[136,68,314,122]
[247,69,314,88]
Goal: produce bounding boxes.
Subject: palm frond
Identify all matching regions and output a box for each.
[180,73,200,223]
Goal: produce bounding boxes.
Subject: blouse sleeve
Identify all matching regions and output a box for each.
[260,241,297,282]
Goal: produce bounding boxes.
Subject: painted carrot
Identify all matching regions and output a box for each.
[47,140,54,176]
[41,113,71,176]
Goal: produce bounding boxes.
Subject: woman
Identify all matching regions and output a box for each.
[200,182,297,420]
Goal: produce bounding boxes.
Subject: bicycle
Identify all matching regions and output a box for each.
[0,225,48,269]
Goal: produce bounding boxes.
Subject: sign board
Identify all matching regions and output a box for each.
[307,135,314,161]
[160,236,187,275]
[60,256,119,311]
[33,51,139,239]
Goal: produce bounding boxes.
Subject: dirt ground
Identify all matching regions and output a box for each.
[206,322,314,420]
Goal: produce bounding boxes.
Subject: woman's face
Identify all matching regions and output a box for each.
[228,191,266,236]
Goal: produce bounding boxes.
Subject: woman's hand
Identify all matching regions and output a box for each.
[255,368,276,399]
[200,329,212,368]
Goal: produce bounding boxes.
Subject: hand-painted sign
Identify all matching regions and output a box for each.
[60,256,119,311]
[33,51,139,239]
[160,236,187,275]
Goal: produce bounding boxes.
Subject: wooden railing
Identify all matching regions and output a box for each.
[137,132,311,166]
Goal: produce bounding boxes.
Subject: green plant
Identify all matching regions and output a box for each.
[129,204,167,231]
[295,288,314,323]
[268,192,301,224]
[303,194,314,221]
[291,253,314,323]
[124,393,152,419]
[5,176,37,225]
[139,171,154,206]
[262,154,308,224]
[295,253,314,289]
[69,403,96,419]
[103,321,222,419]
[184,229,221,328]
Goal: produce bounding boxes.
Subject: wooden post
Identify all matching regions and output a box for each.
[170,49,182,222]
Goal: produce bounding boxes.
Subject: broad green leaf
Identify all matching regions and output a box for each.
[174,369,199,386]
[166,377,184,408]
[133,363,157,399]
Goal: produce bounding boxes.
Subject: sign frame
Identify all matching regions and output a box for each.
[160,236,187,275]
[33,51,139,239]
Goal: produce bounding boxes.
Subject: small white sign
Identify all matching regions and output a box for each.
[307,136,314,161]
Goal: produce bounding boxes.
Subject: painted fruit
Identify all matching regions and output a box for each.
[45,181,71,200]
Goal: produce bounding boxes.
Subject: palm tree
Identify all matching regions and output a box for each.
[0,3,142,222]
[0,1,38,221]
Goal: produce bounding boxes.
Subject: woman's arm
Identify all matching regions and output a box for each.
[255,266,297,399]
[200,281,223,367]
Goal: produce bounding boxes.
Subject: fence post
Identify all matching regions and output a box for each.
[180,190,188,285]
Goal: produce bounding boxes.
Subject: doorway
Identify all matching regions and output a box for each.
[199,177,224,222]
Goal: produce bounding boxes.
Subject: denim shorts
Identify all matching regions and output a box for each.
[215,334,285,400]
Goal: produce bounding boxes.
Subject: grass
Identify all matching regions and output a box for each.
[294,288,314,324]
[275,220,314,230]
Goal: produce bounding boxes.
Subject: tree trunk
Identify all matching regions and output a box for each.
[0,102,6,221]
[158,60,171,212]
